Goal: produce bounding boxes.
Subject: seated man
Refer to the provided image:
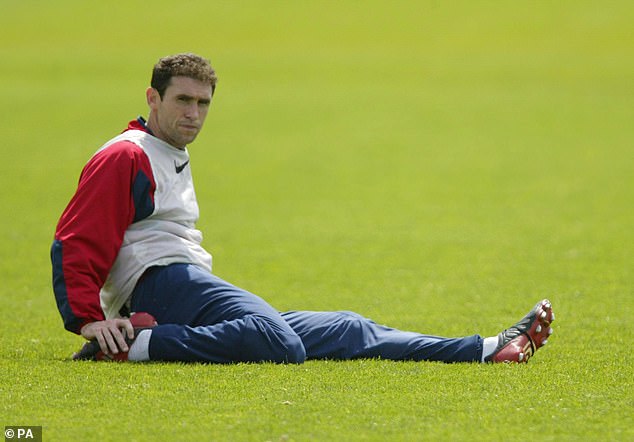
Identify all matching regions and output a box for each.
[52,53,554,364]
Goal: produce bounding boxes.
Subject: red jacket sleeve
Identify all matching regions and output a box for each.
[51,140,155,334]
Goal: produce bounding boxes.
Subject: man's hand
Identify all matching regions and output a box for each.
[80,319,135,356]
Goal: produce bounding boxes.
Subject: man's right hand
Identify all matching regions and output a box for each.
[80,319,135,357]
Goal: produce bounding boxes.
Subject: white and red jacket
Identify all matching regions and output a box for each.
[51,118,212,334]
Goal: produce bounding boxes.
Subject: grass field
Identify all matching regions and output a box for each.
[1,1,633,440]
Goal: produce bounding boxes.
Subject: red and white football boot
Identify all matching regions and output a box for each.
[485,299,554,363]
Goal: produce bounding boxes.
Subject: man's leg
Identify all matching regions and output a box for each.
[130,264,306,363]
[281,310,482,363]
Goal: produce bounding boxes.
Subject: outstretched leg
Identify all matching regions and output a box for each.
[282,310,483,363]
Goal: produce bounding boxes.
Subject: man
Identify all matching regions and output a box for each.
[52,53,554,364]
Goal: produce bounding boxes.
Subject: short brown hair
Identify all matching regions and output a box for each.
[151,53,218,98]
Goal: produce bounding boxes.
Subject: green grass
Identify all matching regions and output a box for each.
[1,1,633,440]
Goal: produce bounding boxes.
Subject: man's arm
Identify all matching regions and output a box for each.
[51,141,155,339]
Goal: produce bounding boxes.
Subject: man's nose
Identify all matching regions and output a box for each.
[185,103,199,119]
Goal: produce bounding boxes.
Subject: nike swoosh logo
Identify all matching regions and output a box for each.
[175,159,190,174]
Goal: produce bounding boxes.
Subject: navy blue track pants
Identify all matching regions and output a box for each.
[130,264,483,363]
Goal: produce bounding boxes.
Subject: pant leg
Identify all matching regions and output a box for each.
[130,264,305,363]
[281,310,483,363]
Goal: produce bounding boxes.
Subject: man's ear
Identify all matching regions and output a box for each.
[146,87,161,109]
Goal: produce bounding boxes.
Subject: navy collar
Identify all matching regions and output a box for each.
[137,116,155,136]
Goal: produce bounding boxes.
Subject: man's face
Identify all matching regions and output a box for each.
[146,76,213,149]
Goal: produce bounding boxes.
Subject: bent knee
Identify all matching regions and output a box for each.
[249,315,306,364]
[265,330,305,364]
[282,332,306,364]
